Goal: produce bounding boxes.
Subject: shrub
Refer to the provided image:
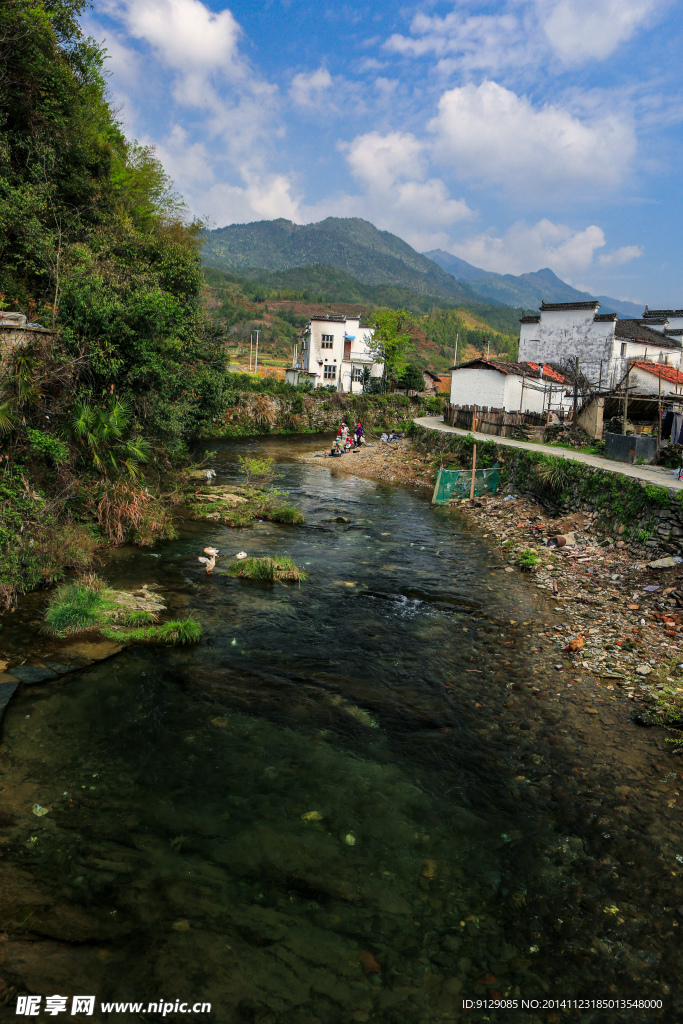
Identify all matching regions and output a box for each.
[517,549,540,571]
[238,454,274,484]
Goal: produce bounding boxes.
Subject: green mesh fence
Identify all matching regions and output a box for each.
[431,464,501,504]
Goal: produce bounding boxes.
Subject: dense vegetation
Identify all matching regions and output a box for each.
[0,0,227,606]
[202,216,477,302]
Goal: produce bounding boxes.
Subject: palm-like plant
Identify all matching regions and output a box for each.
[67,397,152,478]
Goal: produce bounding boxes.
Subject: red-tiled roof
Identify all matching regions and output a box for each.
[632,361,683,385]
[524,362,566,383]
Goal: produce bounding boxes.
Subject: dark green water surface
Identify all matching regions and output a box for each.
[0,437,680,1022]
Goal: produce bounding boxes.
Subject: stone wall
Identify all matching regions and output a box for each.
[0,325,54,362]
[209,390,444,437]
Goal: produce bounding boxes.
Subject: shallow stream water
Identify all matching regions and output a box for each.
[0,436,680,1023]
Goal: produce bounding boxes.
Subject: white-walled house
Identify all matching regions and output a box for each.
[519,301,682,388]
[640,308,683,349]
[300,315,383,393]
[449,359,569,416]
[620,360,683,398]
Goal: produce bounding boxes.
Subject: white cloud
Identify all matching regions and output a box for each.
[598,244,643,266]
[385,8,533,76]
[289,67,333,109]
[339,131,473,250]
[345,131,427,190]
[539,0,660,65]
[385,1,666,72]
[430,81,634,194]
[114,0,243,72]
[203,173,302,225]
[450,219,606,278]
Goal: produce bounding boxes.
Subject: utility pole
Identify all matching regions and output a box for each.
[623,360,630,433]
[454,332,459,367]
[486,336,490,361]
[572,356,579,431]
[255,330,259,373]
[658,368,662,456]
[250,333,253,371]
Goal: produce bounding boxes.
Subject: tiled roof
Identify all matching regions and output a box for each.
[453,358,567,383]
[639,317,667,325]
[642,309,683,318]
[632,361,683,385]
[594,313,618,322]
[615,319,679,347]
[309,314,347,322]
[540,300,599,311]
[520,315,540,323]
[524,362,567,383]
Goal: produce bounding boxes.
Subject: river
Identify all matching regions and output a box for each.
[0,436,679,1022]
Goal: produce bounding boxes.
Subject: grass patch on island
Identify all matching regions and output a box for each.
[44,578,117,635]
[188,486,305,528]
[44,576,202,645]
[102,617,202,645]
[229,555,307,582]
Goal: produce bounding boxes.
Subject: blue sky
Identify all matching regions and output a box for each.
[88,0,682,304]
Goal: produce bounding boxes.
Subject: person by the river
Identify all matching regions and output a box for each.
[354,421,363,447]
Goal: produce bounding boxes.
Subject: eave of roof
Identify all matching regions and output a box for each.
[643,309,683,318]
[520,315,540,323]
[540,300,600,311]
[594,313,618,322]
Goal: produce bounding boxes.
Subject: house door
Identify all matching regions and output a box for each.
[343,339,351,360]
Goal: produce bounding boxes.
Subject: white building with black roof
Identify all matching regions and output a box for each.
[518,301,681,389]
[300,314,383,392]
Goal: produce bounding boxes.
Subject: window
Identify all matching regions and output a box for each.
[620,343,626,356]
[323,364,336,379]
[321,334,334,348]
[352,368,364,382]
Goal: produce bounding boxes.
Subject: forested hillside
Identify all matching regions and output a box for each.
[0,0,227,605]
[201,268,520,373]
[203,217,478,302]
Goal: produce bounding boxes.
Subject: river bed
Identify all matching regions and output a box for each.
[0,435,680,1022]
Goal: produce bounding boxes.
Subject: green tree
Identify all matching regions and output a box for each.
[368,308,415,386]
[396,363,425,392]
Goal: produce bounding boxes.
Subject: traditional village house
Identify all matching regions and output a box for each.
[519,301,681,388]
[300,314,383,393]
[449,358,569,416]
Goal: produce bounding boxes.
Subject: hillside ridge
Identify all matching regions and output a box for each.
[425,248,643,318]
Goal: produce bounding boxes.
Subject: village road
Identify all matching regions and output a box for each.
[414,414,683,491]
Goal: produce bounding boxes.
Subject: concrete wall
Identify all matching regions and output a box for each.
[450,367,549,414]
[503,374,548,415]
[450,367,506,408]
[628,366,683,397]
[577,396,604,439]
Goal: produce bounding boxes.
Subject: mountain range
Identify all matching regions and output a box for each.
[202,217,642,318]
[424,249,642,318]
